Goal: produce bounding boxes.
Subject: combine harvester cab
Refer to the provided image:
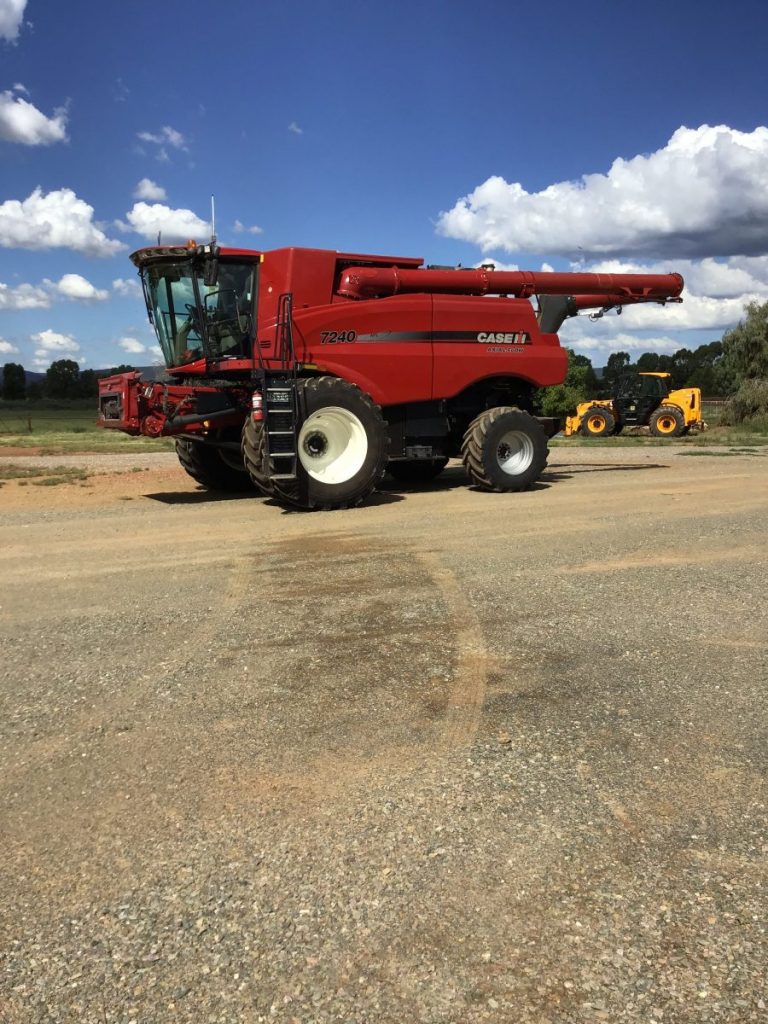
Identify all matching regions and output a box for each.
[98,242,684,509]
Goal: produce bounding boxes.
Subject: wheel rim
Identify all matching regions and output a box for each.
[588,414,605,433]
[657,414,677,434]
[298,406,368,484]
[495,429,534,476]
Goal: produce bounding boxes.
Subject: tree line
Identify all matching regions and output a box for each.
[0,359,135,401]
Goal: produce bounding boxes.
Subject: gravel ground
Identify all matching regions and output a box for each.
[1,445,767,1023]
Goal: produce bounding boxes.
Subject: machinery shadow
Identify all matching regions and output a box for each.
[548,462,669,474]
[144,488,258,505]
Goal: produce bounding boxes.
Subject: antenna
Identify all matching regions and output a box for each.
[157,231,162,246]
[210,194,216,244]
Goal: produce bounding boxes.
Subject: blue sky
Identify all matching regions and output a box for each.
[2,0,768,371]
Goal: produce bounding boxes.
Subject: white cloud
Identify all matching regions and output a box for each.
[137,126,187,158]
[0,337,20,354]
[0,87,68,145]
[288,121,303,135]
[233,219,263,235]
[438,125,768,259]
[50,273,109,302]
[0,280,50,309]
[0,273,109,309]
[118,201,208,243]
[562,328,682,357]
[0,0,27,42]
[133,177,167,201]
[31,328,81,368]
[112,277,141,297]
[118,337,147,354]
[0,188,124,256]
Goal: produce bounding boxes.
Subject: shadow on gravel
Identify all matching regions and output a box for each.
[549,462,668,474]
[143,488,258,504]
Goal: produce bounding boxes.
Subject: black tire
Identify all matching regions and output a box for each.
[649,405,685,437]
[272,376,387,511]
[613,423,624,435]
[241,416,274,496]
[175,437,254,492]
[580,406,615,437]
[386,457,449,484]
[461,407,548,492]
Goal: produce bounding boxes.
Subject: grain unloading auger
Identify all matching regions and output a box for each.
[97,244,683,509]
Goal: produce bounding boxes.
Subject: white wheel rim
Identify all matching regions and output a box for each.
[496,429,534,475]
[298,406,368,484]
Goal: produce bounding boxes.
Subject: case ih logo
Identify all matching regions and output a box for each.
[477,332,530,345]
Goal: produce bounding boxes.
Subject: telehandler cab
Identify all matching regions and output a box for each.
[98,243,684,510]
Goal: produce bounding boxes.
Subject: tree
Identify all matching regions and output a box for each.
[604,351,632,389]
[538,348,598,419]
[44,359,81,399]
[1,362,26,400]
[77,369,99,398]
[722,300,768,382]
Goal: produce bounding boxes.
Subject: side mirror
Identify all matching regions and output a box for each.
[203,257,219,287]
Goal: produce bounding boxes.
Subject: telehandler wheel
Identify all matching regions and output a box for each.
[273,376,387,511]
[649,405,685,437]
[241,416,274,496]
[175,437,254,492]
[580,407,615,437]
[386,457,449,485]
[461,407,548,492]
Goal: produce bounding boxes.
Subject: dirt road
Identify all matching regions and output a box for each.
[1,446,767,1023]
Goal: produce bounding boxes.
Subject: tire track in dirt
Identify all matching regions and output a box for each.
[417,550,492,755]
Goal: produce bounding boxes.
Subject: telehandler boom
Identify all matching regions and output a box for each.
[98,243,683,510]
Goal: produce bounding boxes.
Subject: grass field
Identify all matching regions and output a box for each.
[0,402,174,453]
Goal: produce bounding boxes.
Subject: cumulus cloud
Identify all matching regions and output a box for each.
[117,201,208,243]
[118,336,147,354]
[0,187,124,256]
[0,337,20,353]
[288,121,303,135]
[233,219,263,235]
[112,277,142,297]
[0,273,109,309]
[0,280,50,309]
[50,273,109,302]
[438,125,768,260]
[133,177,167,201]
[0,0,27,42]
[0,85,68,145]
[31,328,81,368]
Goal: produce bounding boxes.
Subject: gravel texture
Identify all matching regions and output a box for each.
[1,446,767,1022]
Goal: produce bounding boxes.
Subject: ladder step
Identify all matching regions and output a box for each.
[267,430,295,436]
[271,473,297,480]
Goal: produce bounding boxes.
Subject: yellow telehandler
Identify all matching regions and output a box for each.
[564,372,705,438]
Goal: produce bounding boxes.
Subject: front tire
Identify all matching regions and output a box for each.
[649,405,685,437]
[241,417,274,496]
[461,407,548,492]
[580,407,615,437]
[273,377,387,511]
[175,437,254,492]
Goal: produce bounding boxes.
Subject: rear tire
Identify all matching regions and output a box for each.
[241,417,274,495]
[387,457,449,484]
[580,407,615,437]
[461,407,548,492]
[650,405,685,437]
[272,376,387,511]
[175,437,254,492]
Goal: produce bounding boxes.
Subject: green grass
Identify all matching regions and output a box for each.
[0,464,91,487]
[0,402,174,453]
[552,425,768,447]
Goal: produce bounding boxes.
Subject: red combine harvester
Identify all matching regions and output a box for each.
[98,243,683,510]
